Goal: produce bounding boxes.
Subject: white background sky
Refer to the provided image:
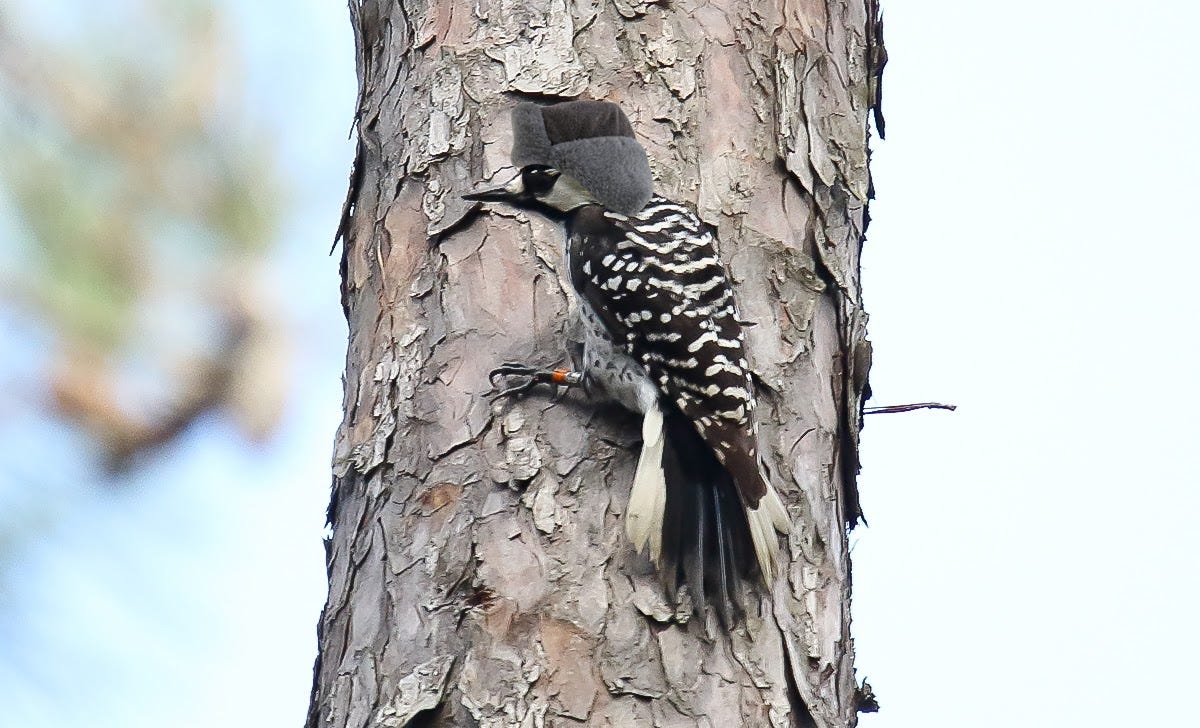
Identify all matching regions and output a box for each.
[855,1,1200,725]
[2,1,1197,727]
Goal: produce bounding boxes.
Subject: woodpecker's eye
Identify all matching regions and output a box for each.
[522,166,560,194]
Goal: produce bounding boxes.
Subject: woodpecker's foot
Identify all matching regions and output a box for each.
[488,362,582,400]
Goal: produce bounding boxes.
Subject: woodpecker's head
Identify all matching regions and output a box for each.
[463,99,653,216]
[463,165,601,213]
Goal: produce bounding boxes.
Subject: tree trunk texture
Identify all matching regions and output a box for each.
[309,1,884,726]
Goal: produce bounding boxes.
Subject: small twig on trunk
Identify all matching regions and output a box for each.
[863,402,956,415]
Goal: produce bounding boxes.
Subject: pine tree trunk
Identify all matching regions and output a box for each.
[308,1,883,726]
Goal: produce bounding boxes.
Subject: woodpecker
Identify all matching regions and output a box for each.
[464,99,790,623]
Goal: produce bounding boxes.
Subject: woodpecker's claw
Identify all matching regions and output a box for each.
[488,362,581,401]
[489,362,542,399]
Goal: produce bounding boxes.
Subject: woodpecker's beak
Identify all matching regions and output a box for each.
[462,171,526,203]
[461,186,513,202]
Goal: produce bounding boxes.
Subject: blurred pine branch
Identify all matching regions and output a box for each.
[0,2,290,470]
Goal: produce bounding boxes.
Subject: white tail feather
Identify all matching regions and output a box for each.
[626,405,667,563]
[746,483,791,580]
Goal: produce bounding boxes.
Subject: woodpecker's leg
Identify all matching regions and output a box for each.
[488,362,583,400]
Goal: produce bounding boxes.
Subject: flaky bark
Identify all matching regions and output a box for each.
[309,1,883,726]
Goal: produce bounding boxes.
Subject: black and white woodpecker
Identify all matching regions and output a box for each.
[464,99,791,623]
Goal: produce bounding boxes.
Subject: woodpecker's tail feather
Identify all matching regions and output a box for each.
[626,405,667,562]
[745,478,791,583]
[625,402,790,626]
[660,403,760,626]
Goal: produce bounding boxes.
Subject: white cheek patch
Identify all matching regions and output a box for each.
[541,174,598,211]
[503,174,526,196]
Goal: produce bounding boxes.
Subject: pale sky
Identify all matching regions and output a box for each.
[2,1,1197,727]
[854,1,1200,725]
